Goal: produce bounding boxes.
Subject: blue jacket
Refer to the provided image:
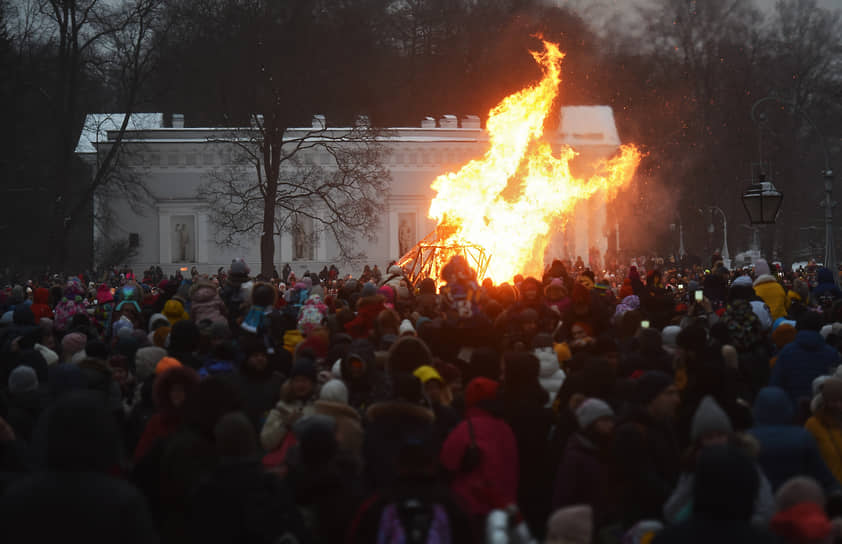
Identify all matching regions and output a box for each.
[748,387,839,492]
[769,330,839,405]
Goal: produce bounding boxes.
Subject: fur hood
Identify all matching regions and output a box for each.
[753,274,779,287]
[365,400,434,424]
[190,280,220,303]
[314,399,361,422]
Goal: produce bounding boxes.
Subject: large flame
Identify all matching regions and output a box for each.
[428,40,641,283]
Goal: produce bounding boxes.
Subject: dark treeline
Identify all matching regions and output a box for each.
[1,0,840,273]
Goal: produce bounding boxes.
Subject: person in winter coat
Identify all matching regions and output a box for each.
[663,396,775,527]
[344,282,385,339]
[805,377,842,485]
[749,386,839,492]
[340,339,391,414]
[53,279,87,333]
[286,414,364,542]
[133,364,199,463]
[771,312,840,408]
[259,358,318,451]
[189,412,310,544]
[0,391,158,544]
[769,476,841,544]
[753,260,789,320]
[534,334,565,407]
[228,334,284,433]
[614,371,681,528]
[652,445,779,544]
[5,365,44,442]
[314,379,364,463]
[440,377,518,518]
[363,372,436,493]
[29,287,53,321]
[500,351,554,538]
[552,397,619,528]
[188,280,226,324]
[812,267,842,311]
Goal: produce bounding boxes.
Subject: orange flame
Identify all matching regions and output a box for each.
[428,40,641,283]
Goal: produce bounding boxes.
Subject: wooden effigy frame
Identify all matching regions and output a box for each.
[397,230,491,287]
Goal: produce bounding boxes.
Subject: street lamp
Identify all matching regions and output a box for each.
[751,95,836,269]
[741,176,783,225]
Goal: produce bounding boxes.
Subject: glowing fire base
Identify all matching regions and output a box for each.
[397,227,491,286]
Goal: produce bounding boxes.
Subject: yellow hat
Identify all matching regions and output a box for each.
[413,365,443,384]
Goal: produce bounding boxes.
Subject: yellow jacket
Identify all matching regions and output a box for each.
[753,275,789,321]
[805,415,842,483]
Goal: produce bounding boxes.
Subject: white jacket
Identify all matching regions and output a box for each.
[535,347,565,407]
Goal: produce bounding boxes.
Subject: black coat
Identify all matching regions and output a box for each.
[0,471,158,544]
[613,407,681,528]
[190,458,310,544]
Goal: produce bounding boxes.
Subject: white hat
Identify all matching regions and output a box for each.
[399,319,417,337]
[575,398,614,430]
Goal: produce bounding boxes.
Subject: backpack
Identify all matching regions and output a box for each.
[376,498,452,544]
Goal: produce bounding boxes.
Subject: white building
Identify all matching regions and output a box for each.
[76,108,625,277]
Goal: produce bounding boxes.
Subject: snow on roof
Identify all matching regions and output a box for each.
[75,113,164,154]
[558,106,621,147]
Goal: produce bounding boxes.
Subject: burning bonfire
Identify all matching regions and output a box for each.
[398,39,641,285]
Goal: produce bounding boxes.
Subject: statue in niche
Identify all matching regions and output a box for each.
[399,219,412,256]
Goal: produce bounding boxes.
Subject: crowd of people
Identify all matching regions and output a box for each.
[2,253,842,543]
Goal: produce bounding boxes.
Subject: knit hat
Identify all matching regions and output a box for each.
[691,395,733,442]
[155,356,182,375]
[399,319,417,337]
[292,414,337,465]
[546,505,592,544]
[8,365,38,393]
[319,379,349,404]
[61,332,87,359]
[229,259,250,279]
[162,299,189,325]
[732,275,753,287]
[0,310,14,326]
[361,282,378,298]
[465,377,499,409]
[633,371,674,405]
[387,336,433,374]
[661,326,681,350]
[754,259,771,277]
[575,398,614,430]
[290,358,317,382]
[148,313,169,331]
[135,346,167,381]
[776,476,826,511]
[413,365,443,385]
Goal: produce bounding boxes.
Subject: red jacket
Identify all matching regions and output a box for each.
[440,407,519,515]
[30,288,53,321]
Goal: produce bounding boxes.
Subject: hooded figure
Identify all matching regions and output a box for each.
[189,280,226,324]
[749,387,839,493]
[133,365,200,463]
[753,261,789,321]
[0,391,157,543]
[340,339,391,414]
[771,312,840,408]
[812,267,842,311]
[29,287,53,321]
[652,445,779,544]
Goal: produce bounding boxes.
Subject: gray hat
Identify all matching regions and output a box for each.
[575,398,614,430]
[690,395,733,442]
[9,365,38,394]
[134,346,167,381]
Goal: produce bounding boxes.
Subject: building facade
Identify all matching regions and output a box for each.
[77,108,625,278]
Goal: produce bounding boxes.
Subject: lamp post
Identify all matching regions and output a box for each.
[708,206,730,270]
[751,96,835,269]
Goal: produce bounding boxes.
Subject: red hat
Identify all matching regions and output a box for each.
[465,377,499,409]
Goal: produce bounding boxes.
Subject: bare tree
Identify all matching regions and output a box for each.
[201,117,391,276]
[17,0,165,270]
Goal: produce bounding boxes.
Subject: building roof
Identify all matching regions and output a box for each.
[75,113,164,154]
[75,107,622,151]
